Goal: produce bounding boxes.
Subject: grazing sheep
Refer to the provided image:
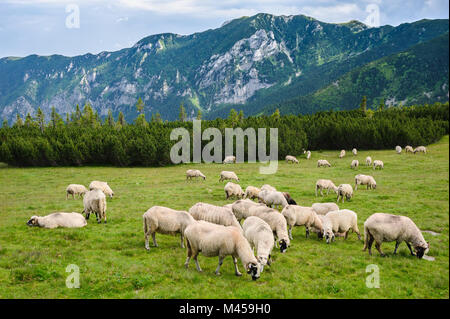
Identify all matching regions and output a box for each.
[311,202,339,216]
[89,181,114,198]
[322,209,361,244]
[231,199,266,223]
[366,156,372,166]
[317,159,331,167]
[261,184,277,192]
[285,155,299,164]
[395,145,402,154]
[352,148,357,156]
[414,146,427,154]
[223,155,236,164]
[242,216,274,271]
[283,192,297,205]
[373,160,384,170]
[143,206,195,250]
[189,202,242,231]
[405,145,414,153]
[186,169,206,181]
[315,179,338,196]
[27,212,87,229]
[363,213,429,258]
[258,190,288,209]
[82,189,107,223]
[281,205,323,239]
[219,171,239,182]
[336,184,353,203]
[339,150,346,158]
[306,151,311,159]
[224,182,245,200]
[351,159,359,169]
[355,174,377,190]
[66,184,88,200]
[184,221,261,280]
[244,186,261,200]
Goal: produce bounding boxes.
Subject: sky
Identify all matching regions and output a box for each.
[0,0,448,58]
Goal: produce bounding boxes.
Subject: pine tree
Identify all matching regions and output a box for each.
[24,113,34,127]
[179,103,187,122]
[228,108,238,126]
[360,96,367,113]
[238,110,244,123]
[118,112,126,127]
[106,109,115,126]
[136,97,145,114]
[135,113,148,127]
[14,113,23,127]
[50,106,64,128]
[2,118,8,128]
[36,107,45,132]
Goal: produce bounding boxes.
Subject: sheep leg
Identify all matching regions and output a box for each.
[405,242,415,256]
[95,212,100,223]
[366,234,374,255]
[215,256,224,275]
[152,233,158,247]
[305,227,310,238]
[375,242,385,257]
[233,256,242,276]
[180,233,185,248]
[393,241,400,254]
[344,231,349,240]
[288,226,293,240]
[144,232,150,250]
[194,254,202,272]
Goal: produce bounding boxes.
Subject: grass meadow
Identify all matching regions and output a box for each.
[0,136,448,299]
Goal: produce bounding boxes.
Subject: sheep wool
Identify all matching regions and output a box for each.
[66,184,88,200]
[219,171,239,182]
[336,184,353,203]
[242,216,274,271]
[83,189,107,223]
[315,179,338,196]
[27,212,87,229]
[322,209,361,244]
[281,205,323,239]
[224,182,245,200]
[311,202,339,215]
[89,181,114,198]
[189,202,242,231]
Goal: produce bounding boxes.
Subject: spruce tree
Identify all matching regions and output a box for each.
[36,107,45,132]
[15,113,23,127]
[118,112,126,127]
[179,103,187,122]
[136,97,145,114]
[360,96,367,113]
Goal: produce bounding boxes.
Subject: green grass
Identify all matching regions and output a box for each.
[0,136,448,299]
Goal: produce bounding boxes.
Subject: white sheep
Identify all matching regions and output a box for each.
[257,190,288,209]
[242,216,274,271]
[405,145,414,153]
[184,221,261,280]
[261,184,277,192]
[281,205,323,239]
[336,184,353,203]
[395,145,402,154]
[315,179,338,196]
[82,189,107,223]
[306,151,311,160]
[373,160,384,170]
[143,206,195,250]
[189,202,242,231]
[231,199,266,223]
[89,180,114,198]
[285,155,299,164]
[224,182,245,200]
[311,202,339,215]
[317,159,331,167]
[363,213,430,258]
[365,156,372,166]
[223,155,236,164]
[351,159,359,169]
[352,148,357,156]
[414,146,427,154]
[186,169,206,181]
[244,186,261,200]
[27,212,87,229]
[355,174,377,190]
[322,209,361,243]
[339,150,346,158]
[66,184,88,200]
[219,171,239,182]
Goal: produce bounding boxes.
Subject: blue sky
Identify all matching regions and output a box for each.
[0,0,448,58]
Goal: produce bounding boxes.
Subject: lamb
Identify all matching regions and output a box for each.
[186,169,206,181]
[366,156,372,166]
[89,181,114,198]
[405,145,414,153]
[414,146,427,154]
[143,206,195,250]
[363,213,429,258]
[244,186,261,200]
[82,189,107,223]
[66,184,88,200]
[257,190,288,209]
[322,209,361,244]
[351,159,359,169]
[189,202,242,231]
[339,150,346,158]
[336,184,353,203]
[242,216,274,271]
[261,184,277,192]
[224,182,245,200]
[373,160,384,170]
[352,148,357,156]
[231,199,266,223]
[315,179,338,196]
[306,150,311,159]
[184,221,261,280]
[219,171,239,182]
[395,145,402,154]
[27,212,87,229]
[281,205,323,239]
[223,155,236,164]
[355,174,377,190]
[317,159,331,167]
[283,192,297,205]
[285,155,299,164]
[311,202,339,215]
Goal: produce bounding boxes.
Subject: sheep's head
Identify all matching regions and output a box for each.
[27,216,39,227]
[279,239,288,253]
[246,262,261,281]
[324,228,335,244]
[414,242,430,259]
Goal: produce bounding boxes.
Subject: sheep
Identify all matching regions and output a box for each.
[223,155,236,164]
[363,213,429,258]
[66,184,88,200]
[311,202,339,215]
[336,184,353,203]
[306,150,311,159]
[27,212,87,229]
[351,159,359,169]
[317,159,331,167]
[242,216,274,271]
[244,186,261,200]
[82,189,107,223]
[224,182,245,200]
[219,171,239,182]
[315,179,338,196]
[189,202,242,231]
[285,155,299,164]
[373,160,384,170]
[414,146,427,154]
[322,209,361,244]
[89,181,114,198]
[186,169,206,181]
[257,190,288,209]
[405,145,414,153]
[143,206,195,250]
[283,192,297,205]
[352,148,357,156]
[395,145,402,154]
[231,199,266,223]
[366,156,372,166]
[339,150,346,158]
[281,205,323,239]
[355,174,377,190]
[261,184,277,192]
[184,221,261,280]
[223,204,234,211]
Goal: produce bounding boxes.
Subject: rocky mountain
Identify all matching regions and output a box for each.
[0,13,448,123]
